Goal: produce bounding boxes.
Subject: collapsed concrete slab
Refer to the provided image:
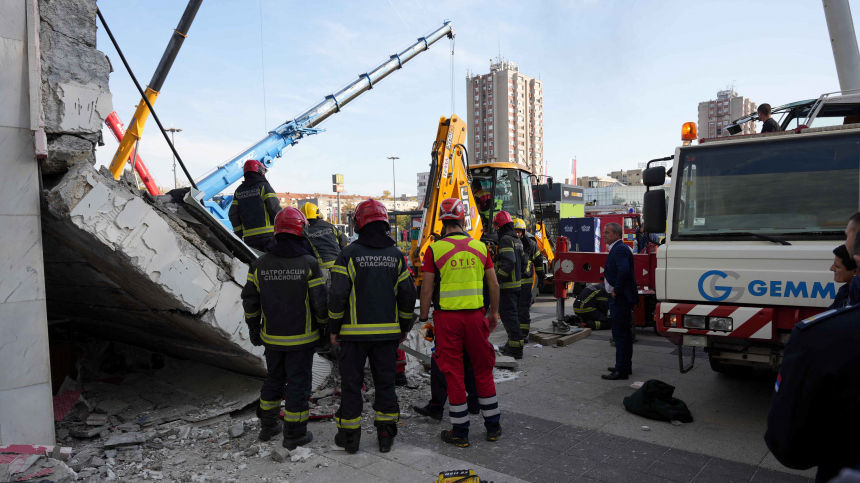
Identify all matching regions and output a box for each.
[41,162,266,376]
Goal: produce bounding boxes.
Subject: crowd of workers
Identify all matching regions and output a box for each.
[227,157,860,481]
[230,159,546,453]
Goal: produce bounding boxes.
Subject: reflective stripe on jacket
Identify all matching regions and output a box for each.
[521,232,545,287]
[241,252,328,351]
[305,219,348,268]
[495,233,526,291]
[430,235,488,311]
[228,178,282,243]
[327,244,417,341]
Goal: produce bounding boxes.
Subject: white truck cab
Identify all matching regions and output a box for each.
[643,98,860,374]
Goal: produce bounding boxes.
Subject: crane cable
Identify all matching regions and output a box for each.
[96,8,198,190]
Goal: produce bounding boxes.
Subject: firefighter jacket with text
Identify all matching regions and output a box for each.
[228,173,282,244]
[495,227,527,291]
[327,244,417,341]
[241,250,328,351]
[305,219,349,268]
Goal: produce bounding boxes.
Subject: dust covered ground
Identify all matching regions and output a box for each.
[33,296,816,483]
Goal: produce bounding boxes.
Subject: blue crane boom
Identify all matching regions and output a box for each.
[195,21,454,226]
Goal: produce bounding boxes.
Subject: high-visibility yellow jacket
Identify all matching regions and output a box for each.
[426,233,489,311]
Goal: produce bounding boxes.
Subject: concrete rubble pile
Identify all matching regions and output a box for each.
[40,339,437,483]
[36,0,268,376]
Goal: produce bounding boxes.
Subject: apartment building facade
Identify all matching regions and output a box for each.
[697,89,757,138]
[466,57,545,179]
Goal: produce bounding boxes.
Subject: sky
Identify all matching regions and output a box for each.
[94,0,854,198]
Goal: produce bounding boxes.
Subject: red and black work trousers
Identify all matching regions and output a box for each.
[427,348,479,416]
[434,308,501,438]
[336,339,400,433]
[259,347,314,436]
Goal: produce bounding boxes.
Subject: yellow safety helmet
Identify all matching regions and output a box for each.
[513,218,527,230]
[300,202,320,220]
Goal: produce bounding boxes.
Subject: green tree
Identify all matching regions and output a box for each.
[612,195,627,205]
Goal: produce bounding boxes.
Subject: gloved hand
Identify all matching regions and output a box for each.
[422,323,435,342]
[249,328,263,346]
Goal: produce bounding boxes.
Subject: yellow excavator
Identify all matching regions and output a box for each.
[411,114,554,293]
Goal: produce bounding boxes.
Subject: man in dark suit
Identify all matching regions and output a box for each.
[601,222,637,380]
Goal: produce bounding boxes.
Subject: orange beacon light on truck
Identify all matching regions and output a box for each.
[681,122,697,145]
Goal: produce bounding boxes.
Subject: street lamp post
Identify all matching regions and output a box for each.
[166,127,183,188]
[387,156,399,240]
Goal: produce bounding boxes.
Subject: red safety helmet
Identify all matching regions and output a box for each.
[354,198,389,231]
[274,207,308,236]
[439,198,465,222]
[243,159,267,175]
[493,210,513,229]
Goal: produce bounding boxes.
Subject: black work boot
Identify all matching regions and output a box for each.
[334,428,360,454]
[486,426,502,442]
[377,424,397,453]
[282,430,313,450]
[256,407,283,442]
[499,343,523,360]
[413,404,443,421]
[440,429,469,448]
[258,420,283,442]
[395,372,408,386]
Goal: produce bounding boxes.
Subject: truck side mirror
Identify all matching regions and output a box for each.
[643,190,666,234]
[642,167,666,187]
[547,176,554,190]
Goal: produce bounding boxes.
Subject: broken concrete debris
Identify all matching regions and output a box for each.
[228,424,244,439]
[103,432,147,449]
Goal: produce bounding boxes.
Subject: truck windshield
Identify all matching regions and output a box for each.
[674,133,860,238]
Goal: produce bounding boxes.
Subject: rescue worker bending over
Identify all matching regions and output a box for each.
[328,199,417,454]
[229,160,282,252]
[241,207,328,450]
[419,198,502,448]
[494,211,528,359]
[573,284,611,330]
[514,218,545,338]
[300,202,348,280]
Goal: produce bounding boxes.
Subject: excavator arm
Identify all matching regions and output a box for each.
[410,115,482,282]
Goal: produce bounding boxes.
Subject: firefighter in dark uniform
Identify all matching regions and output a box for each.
[328,199,417,454]
[228,159,282,252]
[241,207,328,450]
[765,303,860,482]
[494,211,528,359]
[471,179,493,230]
[300,202,348,280]
[513,218,545,338]
[573,284,611,330]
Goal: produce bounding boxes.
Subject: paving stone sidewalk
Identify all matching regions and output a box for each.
[398,410,813,483]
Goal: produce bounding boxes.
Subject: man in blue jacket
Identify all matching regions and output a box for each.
[601,223,637,380]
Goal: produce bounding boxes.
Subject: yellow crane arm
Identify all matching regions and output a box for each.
[410,115,482,283]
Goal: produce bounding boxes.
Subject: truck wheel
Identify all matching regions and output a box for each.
[709,358,753,376]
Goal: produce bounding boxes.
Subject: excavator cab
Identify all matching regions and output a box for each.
[468,163,536,239]
[411,115,552,288]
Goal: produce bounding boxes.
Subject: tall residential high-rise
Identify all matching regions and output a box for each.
[416,172,429,200]
[466,57,544,179]
[697,89,757,139]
